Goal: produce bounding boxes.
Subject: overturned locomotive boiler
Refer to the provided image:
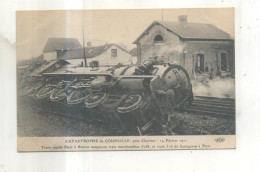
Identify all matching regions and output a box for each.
[19,59,193,135]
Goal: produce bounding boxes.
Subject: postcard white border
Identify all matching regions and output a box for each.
[1,0,260,172]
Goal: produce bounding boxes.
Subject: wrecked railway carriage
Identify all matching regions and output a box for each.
[18,59,193,135]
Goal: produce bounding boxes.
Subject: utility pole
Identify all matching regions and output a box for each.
[82,12,87,67]
[161,8,164,21]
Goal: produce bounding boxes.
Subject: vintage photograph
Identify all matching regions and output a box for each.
[16,8,235,151]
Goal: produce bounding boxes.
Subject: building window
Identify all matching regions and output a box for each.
[220,53,227,71]
[154,34,164,43]
[90,60,99,67]
[111,49,117,57]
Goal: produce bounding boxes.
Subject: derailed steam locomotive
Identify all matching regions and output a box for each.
[18,59,193,135]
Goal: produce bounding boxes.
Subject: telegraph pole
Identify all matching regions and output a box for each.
[161,8,164,21]
[82,12,87,67]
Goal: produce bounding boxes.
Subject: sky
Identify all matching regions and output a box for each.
[16,8,234,60]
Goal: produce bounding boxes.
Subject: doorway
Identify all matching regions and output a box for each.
[221,53,227,71]
[197,54,204,72]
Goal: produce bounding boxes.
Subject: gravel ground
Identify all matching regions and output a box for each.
[177,112,235,135]
[17,96,235,137]
[17,101,110,137]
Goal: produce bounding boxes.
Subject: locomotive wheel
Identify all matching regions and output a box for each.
[50,88,67,102]
[50,82,71,102]
[117,94,143,113]
[67,88,91,105]
[84,92,107,108]
[36,85,56,100]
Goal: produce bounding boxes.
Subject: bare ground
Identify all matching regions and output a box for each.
[17,97,235,137]
[177,112,235,135]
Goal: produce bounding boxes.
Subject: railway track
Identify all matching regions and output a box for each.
[187,96,235,117]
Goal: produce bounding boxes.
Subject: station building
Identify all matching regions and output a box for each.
[133,15,235,76]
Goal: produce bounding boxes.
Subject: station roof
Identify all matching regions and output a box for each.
[133,20,233,44]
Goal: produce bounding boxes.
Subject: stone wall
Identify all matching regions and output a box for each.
[183,40,234,75]
[137,23,183,64]
[135,23,235,76]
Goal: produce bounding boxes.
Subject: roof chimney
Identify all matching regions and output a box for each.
[178,15,187,22]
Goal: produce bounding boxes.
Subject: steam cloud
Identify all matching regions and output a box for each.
[191,77,235,98]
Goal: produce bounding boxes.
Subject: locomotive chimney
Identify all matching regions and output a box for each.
[178,15,187,22]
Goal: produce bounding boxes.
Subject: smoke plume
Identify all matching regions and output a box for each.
[191,77,235,98]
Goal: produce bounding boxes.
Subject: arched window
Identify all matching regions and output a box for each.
[154,34,164,43]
